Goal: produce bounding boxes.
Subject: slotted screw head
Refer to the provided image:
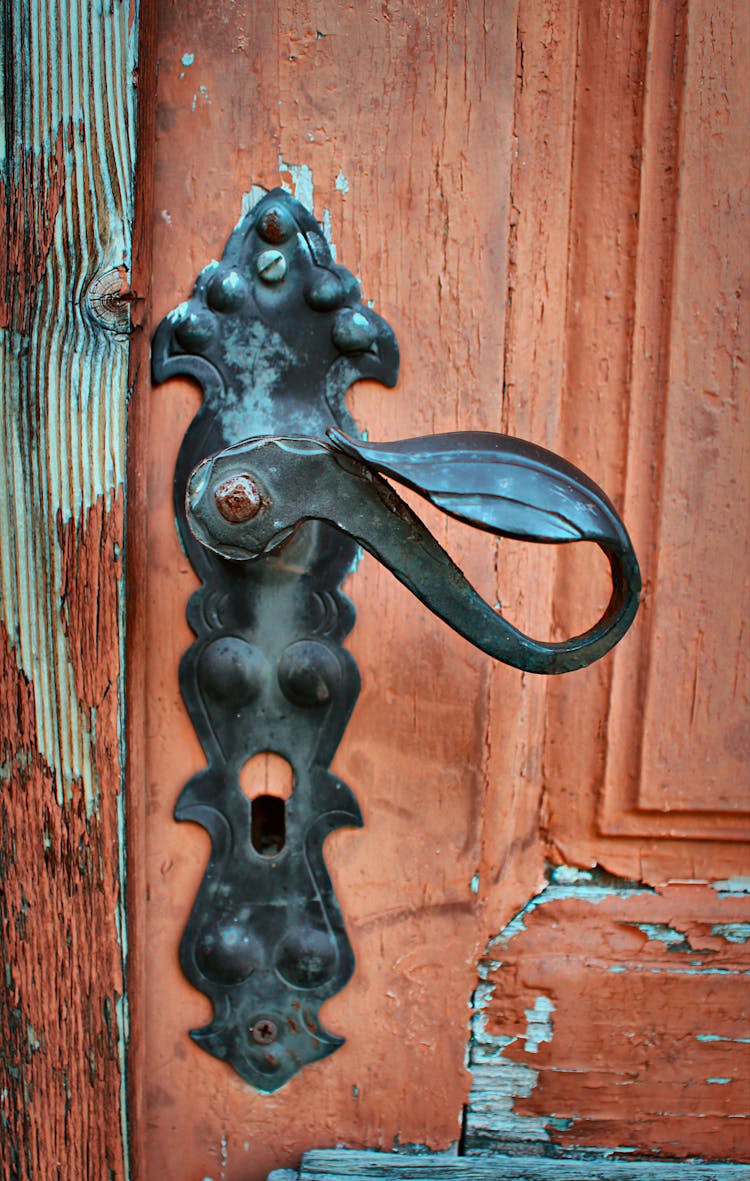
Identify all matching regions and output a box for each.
[256,250,287,283]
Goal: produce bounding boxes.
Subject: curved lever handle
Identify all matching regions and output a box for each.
[185,430,640,674]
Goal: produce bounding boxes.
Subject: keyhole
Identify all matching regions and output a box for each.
[251,794,286,856]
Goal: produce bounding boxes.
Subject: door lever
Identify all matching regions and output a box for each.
[152,188,639,1092]
[186,428,640,675]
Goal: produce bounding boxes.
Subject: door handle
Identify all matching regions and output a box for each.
[185,428,639,676]
[152,189,639,1092]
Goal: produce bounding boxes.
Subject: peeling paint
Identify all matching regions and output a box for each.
[278,154,315,211]
[272,159,339,254]
[467,975,554,1144]
[712,923,750,943]
[697,1034,750,1044]
[523,995,555,1053]
[634,922,688,947]
[713,878,750,897]
[467,1062,551,1144]
[486,866,651,950]
[551,865,594,885]
[321,208,337,257]
[0,0,137,806]
[465,872,750,1159]
[240,185,269,218]
[192,85,210,112]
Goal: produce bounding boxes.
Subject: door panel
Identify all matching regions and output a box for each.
[542,0,749,865]
[135,0,748,1178]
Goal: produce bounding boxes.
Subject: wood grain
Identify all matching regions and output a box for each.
[0,0,142,1176]
[138,0,749,1176]
[143,2,532,1177]
[466,877,750,1161]
[542,0,750,874]
[291,1149,750,1180]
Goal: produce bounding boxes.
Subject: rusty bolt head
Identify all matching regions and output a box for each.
[257,204,295,244]
[250,1018,278,1045]
[213,474,263,523]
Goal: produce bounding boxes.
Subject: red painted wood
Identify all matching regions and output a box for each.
[469,880,750,1160]
[130,0,749,1175]
[1,0,141,1175]
[542,0,749,871]
[0,502,128,1178]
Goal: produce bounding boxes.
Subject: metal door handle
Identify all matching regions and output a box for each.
[152,189,640,1092]
[186,428,640,675]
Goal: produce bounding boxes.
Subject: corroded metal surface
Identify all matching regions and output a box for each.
[189,429,640,675]
[152,190,398,1090]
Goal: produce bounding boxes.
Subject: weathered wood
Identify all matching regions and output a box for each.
[142,2,530,1177]
[124,3,159,1177]
[137,0,749,1176]
[288,1149,750,1180]
[465,875,750,1160]
[0,0,143,1176]
[542,0,750,876]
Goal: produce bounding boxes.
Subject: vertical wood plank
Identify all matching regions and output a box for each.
[0,1,143,1176]
[477,0,580,933]
[607,0,749,819]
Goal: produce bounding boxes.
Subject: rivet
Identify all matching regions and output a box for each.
[214,474,263,523]
[251,1018,277,1045]
[256,250,287,283]
[206,267,248,312]
[331,307,376,353]
[174,308,215,352]
[305,272,344,312]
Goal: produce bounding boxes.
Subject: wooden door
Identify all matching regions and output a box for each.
[2,1,747,1179]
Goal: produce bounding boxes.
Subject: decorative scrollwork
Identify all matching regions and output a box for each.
[152,190,398,1091]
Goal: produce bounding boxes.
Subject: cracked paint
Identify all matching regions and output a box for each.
[713,879,750,898]
[465,870,750,1161]
[0,0,139,1174]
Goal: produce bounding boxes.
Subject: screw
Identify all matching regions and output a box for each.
[256,249,287,283]
[214,474,262,523]
[251,1018,277,1045]
[257,205,294,244]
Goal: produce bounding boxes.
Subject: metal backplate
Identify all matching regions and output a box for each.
[151,190,398,1091]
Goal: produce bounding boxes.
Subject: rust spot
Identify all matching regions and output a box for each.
[214,474,263,523]
[257,207,288,244]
